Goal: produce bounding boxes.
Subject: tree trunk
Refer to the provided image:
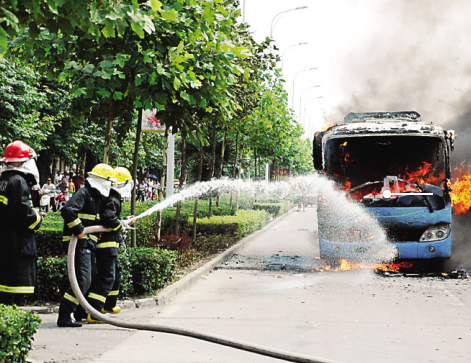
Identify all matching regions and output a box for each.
[232,131,239,178]
[258,156,261,181]
[79,149,87,176]
[156,128,169,241]
[235,144,244,211]
[103,101,115,164]
[254,149,257,202]
[219,128,227,179]
[192,138,203,239]
[131,109,143,248]
[208,128,217,218]
[175,139,187,236]
[254,149,257,180]
[216,128,226,207]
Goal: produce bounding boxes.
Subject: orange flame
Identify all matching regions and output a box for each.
[320,119,335,132]
[450,163,471,214]
[314,259,414,272]
[400,162,443,186]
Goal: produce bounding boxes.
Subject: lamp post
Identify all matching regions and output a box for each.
[281,42,308,72]
[302,96,323,128]
[291,67,317,108]
[299,86,321,121]
[270,6,308,50]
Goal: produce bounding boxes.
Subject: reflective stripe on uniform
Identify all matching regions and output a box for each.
[78,213,96,220]
[0,195,7,205]
[64,292,79,305]
[0,284,34,294]
[108,290,119,296]
[96,241,118,249]
[67,218,81,228]
[109,222,122,232]
[29,209,41,230]
[88,292,106,303]
[63,235,97,242]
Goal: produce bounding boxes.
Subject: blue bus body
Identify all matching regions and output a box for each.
[313,112,455,262]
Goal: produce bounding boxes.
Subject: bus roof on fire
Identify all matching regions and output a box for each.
[325,111,446,138]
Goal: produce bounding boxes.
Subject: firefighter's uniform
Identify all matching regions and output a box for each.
[86,188,123,318]
[0,170,42,304]
[56,182,102,326]
[57,163,115,327]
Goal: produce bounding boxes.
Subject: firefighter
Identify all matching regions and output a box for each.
[0,141,43,305]
[56,163,115,327]
[86,166,135,323]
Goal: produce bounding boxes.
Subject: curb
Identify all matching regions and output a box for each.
[23,207,297,314]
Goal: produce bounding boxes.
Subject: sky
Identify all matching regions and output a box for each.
[239,0,471,147]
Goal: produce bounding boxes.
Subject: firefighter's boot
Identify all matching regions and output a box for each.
[87,313,105,324]
[57,303,82,328]
[102,306,121,314]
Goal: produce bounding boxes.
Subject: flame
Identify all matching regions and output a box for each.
[450,163,471,214]
[400,162,443,186]
[314,259,414,272]
[320,119,335,132]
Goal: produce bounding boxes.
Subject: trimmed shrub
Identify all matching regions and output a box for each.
[34,256,68,302]
[195,209,270,238]
[35,212,64,257]
[125,248,177,295]
[253,201,291,217]
[32,247,177,302]
[0,305,41,363]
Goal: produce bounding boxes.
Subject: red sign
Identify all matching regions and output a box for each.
[271,168,289,181]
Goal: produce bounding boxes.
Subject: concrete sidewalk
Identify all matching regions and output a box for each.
[27,206,308,363]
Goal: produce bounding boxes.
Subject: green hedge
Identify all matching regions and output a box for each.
[194,209,270,238]
[253,201,291,217]
[0,304,41,363]
[120,248,177,295]
[33,247,177,302]
[34,256,69,302]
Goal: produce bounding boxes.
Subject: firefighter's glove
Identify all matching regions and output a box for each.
[121,216,136,230]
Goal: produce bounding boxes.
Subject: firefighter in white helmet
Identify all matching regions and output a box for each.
[57,163,115,327]
[0,141,43,305]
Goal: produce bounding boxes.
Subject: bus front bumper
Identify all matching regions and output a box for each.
[319,235,451,260]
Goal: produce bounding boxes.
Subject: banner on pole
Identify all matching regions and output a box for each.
[142,109,166,133]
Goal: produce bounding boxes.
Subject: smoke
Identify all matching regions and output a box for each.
[326,0,471,129]
[446,213,471,270]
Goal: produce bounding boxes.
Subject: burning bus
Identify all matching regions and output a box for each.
[313,111,456,265]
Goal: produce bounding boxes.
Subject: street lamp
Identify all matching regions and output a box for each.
[299,85,321,120]
[270,6,308,50]
[291,67,317,108]
[281,42,308,72]
[301,96,323,125]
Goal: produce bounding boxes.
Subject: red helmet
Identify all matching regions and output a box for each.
[1,140,34,163]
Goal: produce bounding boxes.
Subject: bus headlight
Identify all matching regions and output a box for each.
[419,224,450,242]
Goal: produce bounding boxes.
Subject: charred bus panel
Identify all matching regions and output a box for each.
[314,111,455,261]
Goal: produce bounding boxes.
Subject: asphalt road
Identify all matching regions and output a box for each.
[30,207,471,363]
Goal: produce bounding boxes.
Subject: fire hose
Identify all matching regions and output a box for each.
[68,226,342,363]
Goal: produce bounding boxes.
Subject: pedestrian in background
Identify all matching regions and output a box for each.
[56,176,69,201]
[0,141,43,305]
[68,177,75,199]
[41,177,56,212]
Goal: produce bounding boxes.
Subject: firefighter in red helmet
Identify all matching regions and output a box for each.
[0,141,43,305]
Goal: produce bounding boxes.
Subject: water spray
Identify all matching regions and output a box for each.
[67,226,342,363]
[66,175,392,362]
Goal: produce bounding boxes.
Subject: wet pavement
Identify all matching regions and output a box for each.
[29,206,471,363]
